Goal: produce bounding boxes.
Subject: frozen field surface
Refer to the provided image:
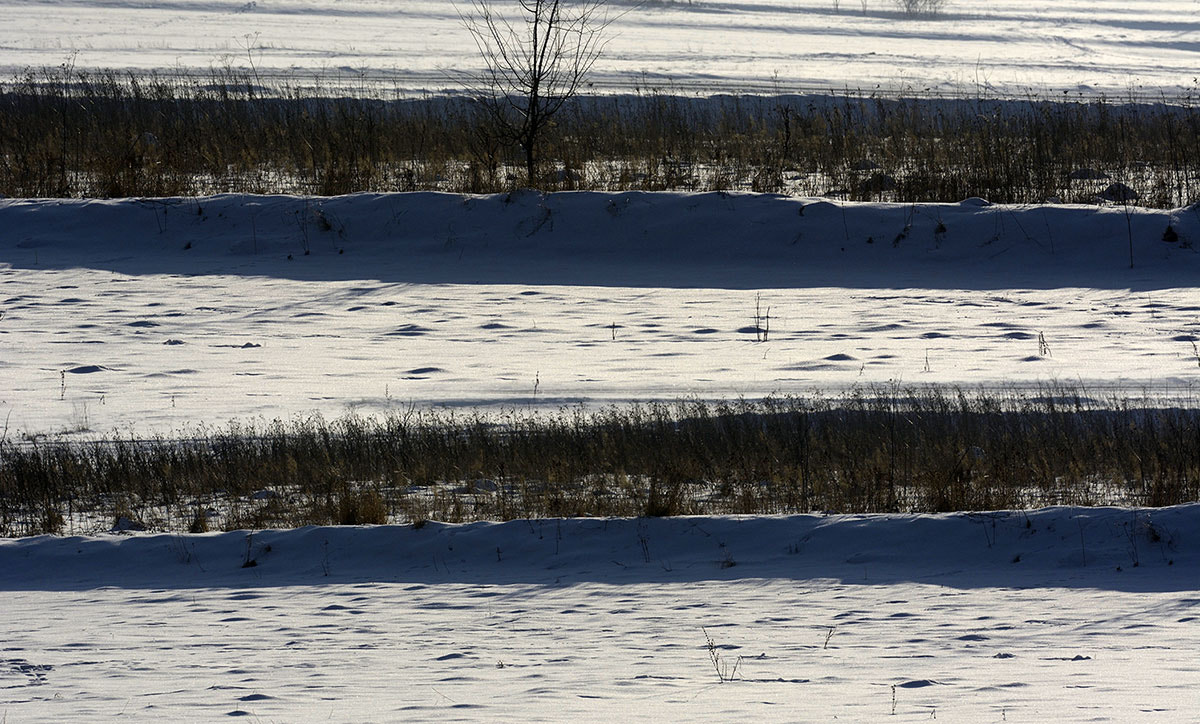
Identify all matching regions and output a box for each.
[3,3,1199,721]
[1,506,1198,722]
[2,191,1199,437]
[2,0,1198,96]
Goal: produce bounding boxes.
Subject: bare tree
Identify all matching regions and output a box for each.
[458,0,612,186]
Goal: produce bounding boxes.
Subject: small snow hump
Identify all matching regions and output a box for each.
[66,364,110,374]
[406,367,444,376]
[1098,182,1139,203]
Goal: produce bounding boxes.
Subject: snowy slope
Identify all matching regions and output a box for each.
[0,506,1197,721]
[1,0,1198,97]
[2,192,1199,437]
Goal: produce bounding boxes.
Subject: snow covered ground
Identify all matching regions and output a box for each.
[2,0,1198,97]
[3,5,1200,720]
[1,506,1197,721]
[4,191,1198,719]
[2,191,1199,437]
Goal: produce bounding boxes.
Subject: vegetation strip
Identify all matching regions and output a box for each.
[3,69,1198,205]
[3,385,1199,536]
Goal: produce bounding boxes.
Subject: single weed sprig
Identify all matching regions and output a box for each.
[1038,331,1052,357]
[703,627,743,683]
[754,293,771,343]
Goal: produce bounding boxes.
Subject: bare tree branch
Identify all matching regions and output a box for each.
[457,0,614,186]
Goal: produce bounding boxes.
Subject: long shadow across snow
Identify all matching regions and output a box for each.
[0,505,1195,593]
[1,192,1195,291]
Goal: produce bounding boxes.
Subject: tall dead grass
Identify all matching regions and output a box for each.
[2,68,1198,205]
[2,385,1198,536]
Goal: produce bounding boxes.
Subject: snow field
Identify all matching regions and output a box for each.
[2,0,1198,97]
[3,1,1200,721]
[1,507,1197,722]
[2,192,1198,721]
[2,191,1198,437]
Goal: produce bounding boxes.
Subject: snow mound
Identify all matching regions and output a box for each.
[2,505,1194,591]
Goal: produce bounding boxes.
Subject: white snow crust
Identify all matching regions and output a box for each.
[3,193,1198,721]
[1,192,1198,437]
[1,506,1197,721]
[3,5,1200,720]
[2,0,1198,97]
